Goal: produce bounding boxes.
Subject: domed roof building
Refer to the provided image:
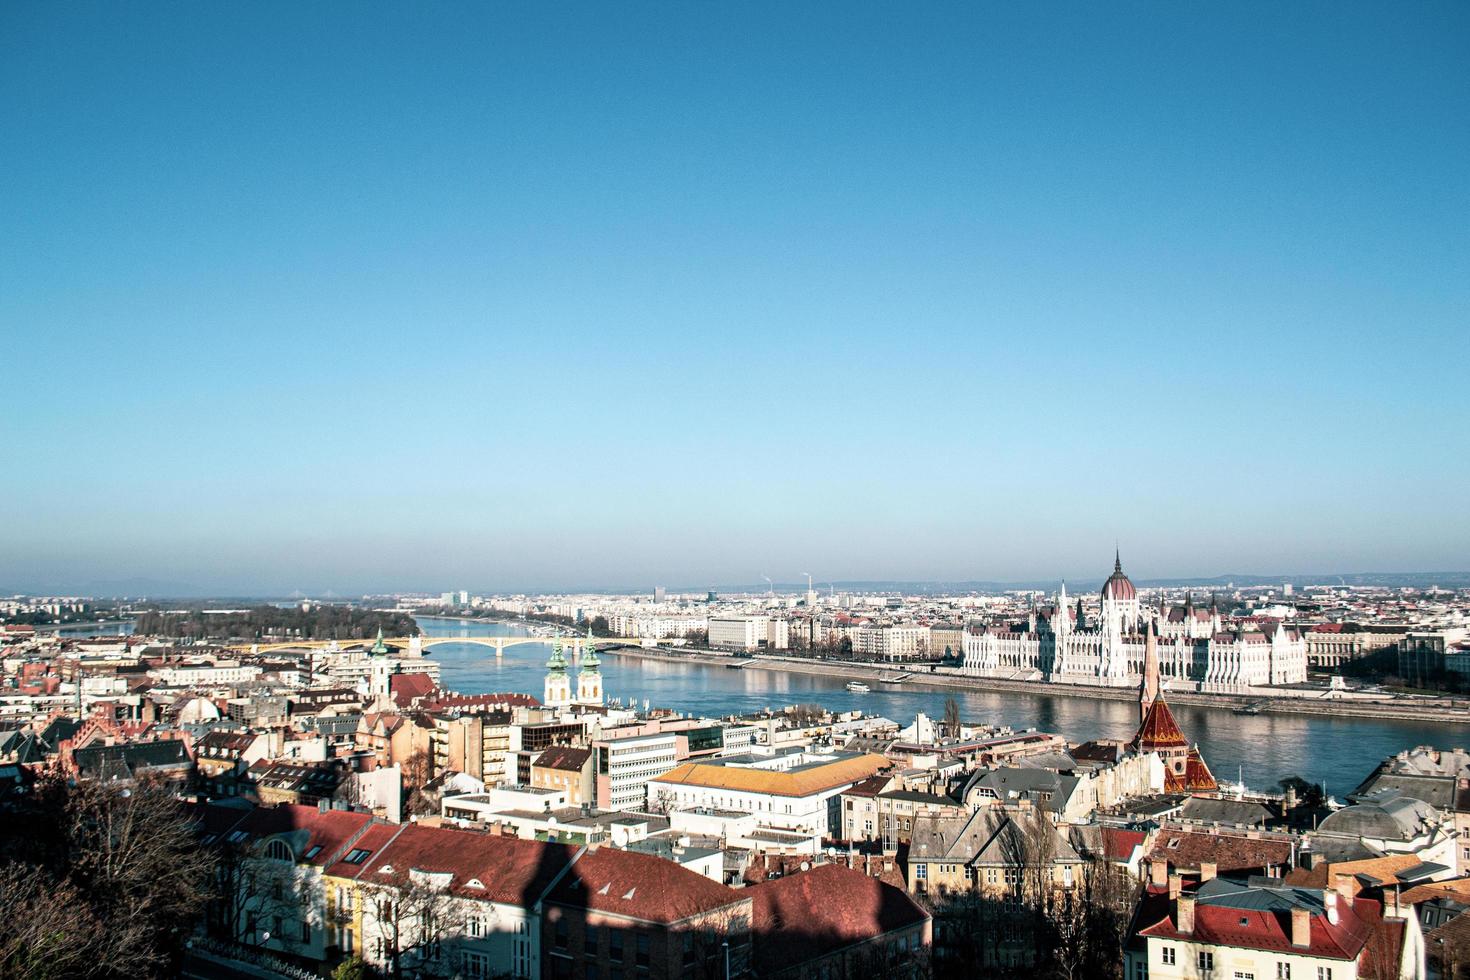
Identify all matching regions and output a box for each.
[960,550,1308,693]
[1101,550,1137,602]
[1100,550,1141,632]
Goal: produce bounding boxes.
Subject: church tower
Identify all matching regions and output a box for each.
[576,640,604,706]
[1140,618,1160,722]
[544,640,572,708]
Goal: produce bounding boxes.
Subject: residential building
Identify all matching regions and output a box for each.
[1127,874,1423,980]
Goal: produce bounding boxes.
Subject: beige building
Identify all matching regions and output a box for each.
[1129,874,1423,980]
[906,805,1085,899]
[530,745,594,805]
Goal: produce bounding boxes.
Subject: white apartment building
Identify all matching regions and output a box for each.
[150,662,261,687]
[852,624,930,661]
[708,616,770,651]
[608,615,708,640]
[594,732,679,811]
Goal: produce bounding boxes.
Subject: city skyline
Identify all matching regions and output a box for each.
[4,2,1467,593]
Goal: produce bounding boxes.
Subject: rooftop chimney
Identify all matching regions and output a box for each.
[1199,861,1217,883]
[1150,860,1168,889]
[1176,894,1195,934]
[1333,873,1355,908]
[1291,907,1311,947]
[1168,873,1182,900]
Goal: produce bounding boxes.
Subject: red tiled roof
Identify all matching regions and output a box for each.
[389,672,436,708]
[236,804,373,866]
[1162,747,1218,793]
[1103,828,1148,862]
[362,824,578,904]
[534,745,591,773]
[750,863,929,973]
[326,822,404,878]
[546,846,746,924]
[420,692,540,712]
[1138,892,1383,962]
[1133,697,1188,751]
[1144,828,1293,874]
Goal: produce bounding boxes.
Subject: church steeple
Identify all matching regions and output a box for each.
[370,627,388,656]
[1140,618,1160,722]
[544,639,572,708]
[577,629,604,706]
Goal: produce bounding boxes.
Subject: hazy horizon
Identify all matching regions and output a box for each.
[4,3,1467,594]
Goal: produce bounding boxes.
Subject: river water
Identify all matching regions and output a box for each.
[417,617,1466,796]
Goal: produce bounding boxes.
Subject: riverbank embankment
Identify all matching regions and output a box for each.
[600,645,1470,725]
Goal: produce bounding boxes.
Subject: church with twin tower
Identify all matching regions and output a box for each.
[543,633,604,709]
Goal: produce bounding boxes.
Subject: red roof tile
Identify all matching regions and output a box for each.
[546,847,746,924]
[750,863,929,972]
[361,824,578,904]
[236,804,374,866]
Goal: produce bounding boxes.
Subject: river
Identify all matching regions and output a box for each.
[416,616,1466,796]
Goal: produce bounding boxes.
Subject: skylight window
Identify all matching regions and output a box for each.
[343,848,371,864]
[304,845,323,859]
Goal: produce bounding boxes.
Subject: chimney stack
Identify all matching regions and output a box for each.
[1200,861,1217,883]
[1291,907,1311,947]
[1168,873,1182,900]
[1176,894,1195,934]
[1150,860,1169,889]
[1333,873,1355,908]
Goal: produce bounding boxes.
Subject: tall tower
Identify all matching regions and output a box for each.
[544,640,572,708]
[1055,582,1071,637]
[577,642,604,706]
[1140,618,1160,722]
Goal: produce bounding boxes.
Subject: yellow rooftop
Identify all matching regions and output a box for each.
[649,752,890,798]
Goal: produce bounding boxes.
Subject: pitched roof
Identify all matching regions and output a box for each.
[1137,878,1382,962]
[546,846,746,924]
[1165,747,1219,793]
[1133,697,1187,751]
[389,672,436,709]
[362,823,579,904]
[649,753,889,799]
[749,863,929,973]
[1286,854,1426,890]
[534,745,592,773]
[74,739,191,778]
[1145,827,1294,874]
[325,821,404,878]
[234,804,374,865]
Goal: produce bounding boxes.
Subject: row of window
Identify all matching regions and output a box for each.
[1153,946,1334,980]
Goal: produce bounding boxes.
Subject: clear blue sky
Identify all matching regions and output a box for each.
[2,2,1466,595]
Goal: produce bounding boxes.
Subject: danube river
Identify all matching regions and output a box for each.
[418,617,1465,796]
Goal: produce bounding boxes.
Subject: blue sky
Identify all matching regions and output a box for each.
[2,2,1466,595]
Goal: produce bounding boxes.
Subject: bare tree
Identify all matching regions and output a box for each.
[403,748,436,817]
[943,697,961,738]
[0,773,217,978]
[0,862,105,980]
[362,871,456,978]
[210,835,313,953]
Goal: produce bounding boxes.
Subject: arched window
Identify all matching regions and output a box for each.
[266,839,294,862]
